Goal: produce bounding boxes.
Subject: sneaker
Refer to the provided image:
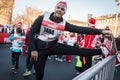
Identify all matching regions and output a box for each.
[23,71,32,76]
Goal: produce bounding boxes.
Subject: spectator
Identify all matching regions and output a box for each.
[9,27,25,74]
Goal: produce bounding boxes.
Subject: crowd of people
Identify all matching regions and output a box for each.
[4,1,120,80]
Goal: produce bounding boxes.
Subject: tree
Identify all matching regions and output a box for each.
[12,6,43,25]
[0,0,14,15]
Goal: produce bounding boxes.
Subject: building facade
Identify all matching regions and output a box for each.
[0,0,120,36]
[68,13,120,37]
[95,13,120,37]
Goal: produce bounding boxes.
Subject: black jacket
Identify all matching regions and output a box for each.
[28,13,103,51]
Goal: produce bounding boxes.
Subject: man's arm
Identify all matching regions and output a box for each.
[28,15,44,51]
[65,22,111,35]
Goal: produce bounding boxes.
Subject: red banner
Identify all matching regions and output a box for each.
[0,33,11,43]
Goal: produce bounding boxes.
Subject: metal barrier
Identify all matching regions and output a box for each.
[72,55,116,80]
[72,35,118,80]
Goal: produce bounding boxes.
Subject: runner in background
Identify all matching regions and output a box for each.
[79,18,97,71]
[65,32,77,62]
[23,26,35,76]
[9,27,25,74]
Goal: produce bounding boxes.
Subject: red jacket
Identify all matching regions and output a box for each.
[25,28,30,45]
[83,26,96,48]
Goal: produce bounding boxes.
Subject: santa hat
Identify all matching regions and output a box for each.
[88,18,96,25]
[55,1,67,12]
[96,40,101,44]
[105,26,110,30]
[17,22,22,25]
[88,18,96,28]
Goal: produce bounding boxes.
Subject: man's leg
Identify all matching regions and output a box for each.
[50,43,102,56]
[26,45,31,69]
[34,50,48,80]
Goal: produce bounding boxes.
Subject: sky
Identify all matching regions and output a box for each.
[13,0,117,21]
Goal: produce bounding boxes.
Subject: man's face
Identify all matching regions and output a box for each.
[54,4,66,18]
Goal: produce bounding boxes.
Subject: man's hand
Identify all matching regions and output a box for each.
[31,50,38,61]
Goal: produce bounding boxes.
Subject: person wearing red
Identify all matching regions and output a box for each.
[76,34,84,47]
[81,18,97,71]
[23,26,35,76]
[115,34,120,57]
[101,26,114,58]
[116,54,120,65]
[83,18,96,48]
[55,32,65,62]
[65,32,77,62]
[25,27,30,45]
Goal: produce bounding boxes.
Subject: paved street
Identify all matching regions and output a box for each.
[0,44,77,80]
[0,44,120,80]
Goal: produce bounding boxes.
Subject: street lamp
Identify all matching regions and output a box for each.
[114,0,120,37]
